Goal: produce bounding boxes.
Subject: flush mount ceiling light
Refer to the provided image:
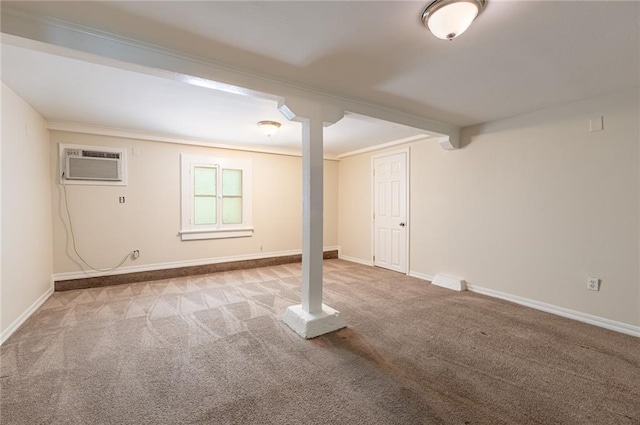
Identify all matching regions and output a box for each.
[257,120,281,137]
[422,0,485,41]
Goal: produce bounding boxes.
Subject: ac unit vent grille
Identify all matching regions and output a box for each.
[82,150,120,159]
[67,157,120,181]
[63,147,124,182]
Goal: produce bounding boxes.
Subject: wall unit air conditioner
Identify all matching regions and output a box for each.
[64,148,123,182]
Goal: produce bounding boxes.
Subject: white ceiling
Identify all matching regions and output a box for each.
[1,1,639,149]
[1,43,428,156]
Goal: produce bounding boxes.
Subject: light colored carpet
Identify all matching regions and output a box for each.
[1,259,638,424]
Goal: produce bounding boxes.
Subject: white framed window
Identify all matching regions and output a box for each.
[180,154,253,241]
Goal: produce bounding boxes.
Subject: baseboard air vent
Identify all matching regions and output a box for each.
[432,274,466,291]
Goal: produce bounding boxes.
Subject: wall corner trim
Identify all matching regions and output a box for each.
[466,284,640,338]
[0,281,54,345]
[438,135,459,150]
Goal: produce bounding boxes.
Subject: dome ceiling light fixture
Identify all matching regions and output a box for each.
[257,120,281,137]
[421,0,486,41]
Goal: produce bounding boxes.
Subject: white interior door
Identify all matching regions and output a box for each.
[373,151,407,273]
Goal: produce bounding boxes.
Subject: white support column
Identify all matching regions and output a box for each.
[280,97,346,339]
[301,117,324,314]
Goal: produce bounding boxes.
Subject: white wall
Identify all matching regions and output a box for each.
[1,83,53,337]
[339,89,639,327]
[50,131,339,275]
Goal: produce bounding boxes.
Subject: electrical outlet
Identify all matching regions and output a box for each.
[132,250,140,260]
[119,196,126,204]
[587,277,599,291]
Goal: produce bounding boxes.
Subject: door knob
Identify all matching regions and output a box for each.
[399,222,405,227]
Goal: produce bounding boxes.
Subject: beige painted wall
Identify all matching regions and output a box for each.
[338,153,372,262]
[1,83,53,336]
[339,89,639,327]
[50,131,339,274]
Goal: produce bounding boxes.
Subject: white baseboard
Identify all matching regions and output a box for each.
[338,254,373,267]
[1,280,54,345]
[408,272,638,337]
[466,284,640,338]
[408,271,434,281]
[52,246,341,281]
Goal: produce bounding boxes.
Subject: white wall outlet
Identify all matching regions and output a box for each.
[132,250,140,260]
[587,277,600,291]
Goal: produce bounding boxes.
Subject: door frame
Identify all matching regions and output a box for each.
[370,148,410,275]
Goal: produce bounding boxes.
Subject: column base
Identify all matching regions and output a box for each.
[282,304,346,339]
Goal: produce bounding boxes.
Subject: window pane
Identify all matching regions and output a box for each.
[222,169,242,196]
[194,167,216,196]
[222,197,242,224]
[194,196,216,225]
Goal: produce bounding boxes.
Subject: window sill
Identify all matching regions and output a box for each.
[180,228,254,241]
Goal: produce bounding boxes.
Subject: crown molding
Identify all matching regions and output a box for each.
[48,121,437,161]
[47,121,341,160]
[337,134,430,159]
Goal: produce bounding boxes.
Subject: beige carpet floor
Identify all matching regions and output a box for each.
[1,259,639,424]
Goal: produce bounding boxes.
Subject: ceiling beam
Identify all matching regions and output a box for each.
[1,8,461,148]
